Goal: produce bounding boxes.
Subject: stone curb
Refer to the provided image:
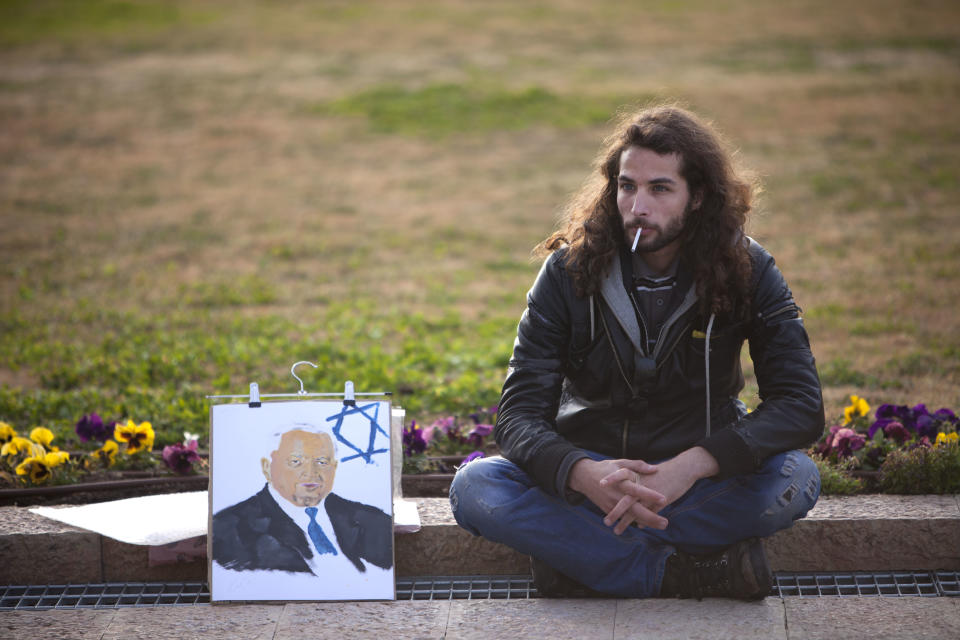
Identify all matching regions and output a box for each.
[1,495,958,584]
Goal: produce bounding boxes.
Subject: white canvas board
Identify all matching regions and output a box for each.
[209,400,394,602]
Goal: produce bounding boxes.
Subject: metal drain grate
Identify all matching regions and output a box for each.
[2,572,957,609]
[0,582,209,610]
[395,575,535,600]
[938,571,960,596]
[773,571,960,597]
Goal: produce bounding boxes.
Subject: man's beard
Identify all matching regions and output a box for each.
[627,203,692,254]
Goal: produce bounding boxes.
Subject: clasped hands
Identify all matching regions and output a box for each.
[567,447,718,535]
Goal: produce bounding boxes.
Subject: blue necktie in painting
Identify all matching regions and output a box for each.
[304,507,337,556]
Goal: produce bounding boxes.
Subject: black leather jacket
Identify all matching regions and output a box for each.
[494,238,824,500]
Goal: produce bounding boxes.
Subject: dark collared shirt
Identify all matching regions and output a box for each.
[630,253,681,353]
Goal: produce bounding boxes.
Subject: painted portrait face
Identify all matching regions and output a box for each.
[262,429,338,507]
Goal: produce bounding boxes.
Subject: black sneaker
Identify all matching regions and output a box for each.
[659,538,772,601]
[530,557,607,598]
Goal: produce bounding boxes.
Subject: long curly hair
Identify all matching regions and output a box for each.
[538,104,756,318]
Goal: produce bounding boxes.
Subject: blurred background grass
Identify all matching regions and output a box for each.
[1,0,958,446]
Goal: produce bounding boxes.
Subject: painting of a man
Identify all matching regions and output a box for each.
[212,427,393,576]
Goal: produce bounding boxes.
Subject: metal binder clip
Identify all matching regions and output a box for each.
[343,380,356,406]
[248,382,261,408]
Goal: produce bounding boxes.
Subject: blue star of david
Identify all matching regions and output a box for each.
[325,402,389,463]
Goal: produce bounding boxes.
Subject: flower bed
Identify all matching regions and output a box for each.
[3,398,958,499]
[399,398,960,496]
[1,413,206,494]
[811,396,960,494]
[401,405,499,475]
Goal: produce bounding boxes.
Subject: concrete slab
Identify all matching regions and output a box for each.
[395,522,529,576]
[4,495,959,584]
[0,506,102,583]
[445,598,618,639]
[766,517,960,571]
[100,536,207,582]
[784,596,960,640]
[276,601,450,639]
[0,609,117,640]
[394,497,529,576]
[0,531,102,584]
[613,597,787,639]
[102,603,283,640]
[413,497,457,526]
[766,494,960,572]
[804,494,959,519]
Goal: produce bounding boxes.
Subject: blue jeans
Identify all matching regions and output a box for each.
[449,449,820,598]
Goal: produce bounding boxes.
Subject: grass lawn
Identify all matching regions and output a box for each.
[1,0,958,447]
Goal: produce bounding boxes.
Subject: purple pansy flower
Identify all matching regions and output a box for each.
[868,403,898,438]
[431,416,466,444]
[883,421,911,445]
[912,404,939,439]
[432,416,455,432]
[830,427,865,458]
[933,408,958,424]
[462,451,485,464]
[467,423,493,448]
[162,439,201,474]
[875,404,899,419]
[869,404,925,439]
[402,420,428,457]
[75,413,109,442]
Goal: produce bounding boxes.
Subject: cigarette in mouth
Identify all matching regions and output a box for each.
[631,228,643,252]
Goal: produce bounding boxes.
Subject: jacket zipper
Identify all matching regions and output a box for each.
[651,287,698,361]
[600,301,693,458]
[654,320,691,369]
[626,286,651,357]
[757,302,797,323]
[596,308,634,458]
[597,302,635,458]
[597,305,633,392]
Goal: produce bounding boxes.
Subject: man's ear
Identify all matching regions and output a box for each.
[261,457,270,483]
[692,190,704,211]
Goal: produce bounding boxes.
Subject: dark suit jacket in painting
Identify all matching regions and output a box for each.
[212,484,393,574]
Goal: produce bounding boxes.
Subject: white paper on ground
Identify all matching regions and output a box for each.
[393,497,421,533]
[31,491,422,546]
[30,491,208,546]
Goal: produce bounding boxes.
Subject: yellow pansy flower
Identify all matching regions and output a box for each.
[842,395,871,425]
[2,436,35,457]
[935,432,959,447]
[15,456,52,484]
[0,422,16,444]
[92,440,119,466]
[114,420,155,454]
[43,450,70,467]
[29,426,55,447]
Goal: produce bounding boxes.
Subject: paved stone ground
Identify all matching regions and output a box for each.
[2,597,959,640]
